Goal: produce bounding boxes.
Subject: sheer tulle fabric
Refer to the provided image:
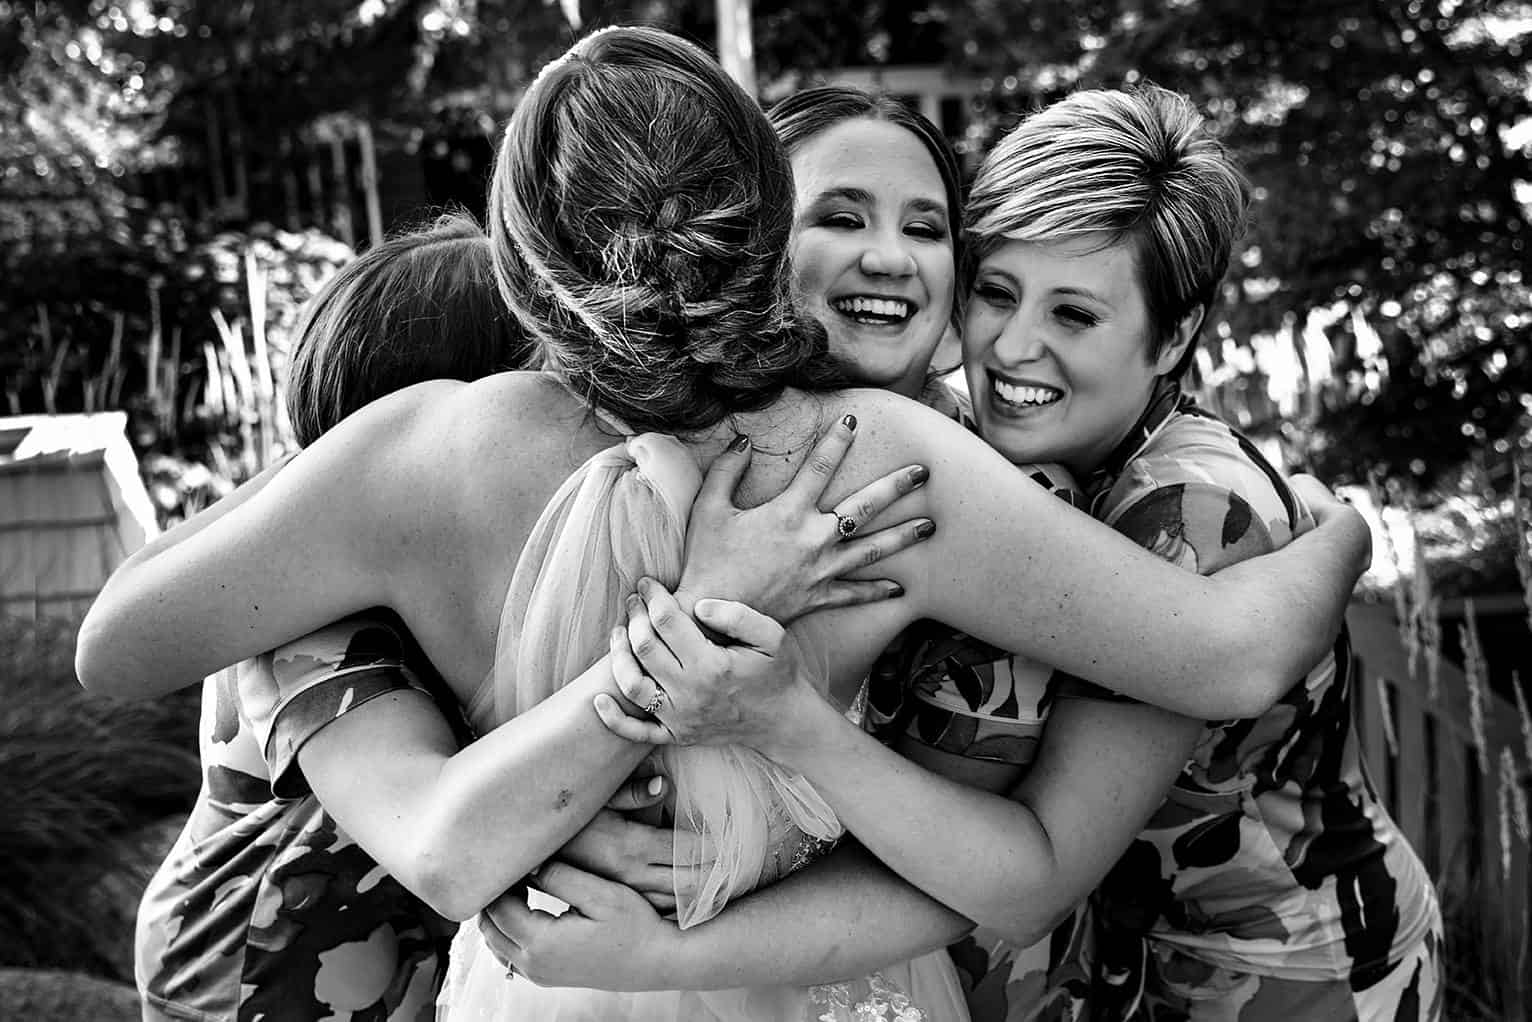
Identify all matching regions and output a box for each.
[439,431,967,1021]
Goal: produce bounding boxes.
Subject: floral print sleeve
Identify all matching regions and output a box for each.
[237,613,461,798]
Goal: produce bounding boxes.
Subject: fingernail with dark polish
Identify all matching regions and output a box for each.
[910,465,929,485]
[887,582,906,598]
[731,433,750,452]
[841,413,857,431]
[915,520,936,539]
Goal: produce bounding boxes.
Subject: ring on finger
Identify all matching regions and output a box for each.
[830,510,858,540]
[642,686,666,716]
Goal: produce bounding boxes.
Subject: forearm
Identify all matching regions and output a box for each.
[307,656,651,922]
[760,692,1065,943]
[78,454,296,698]
[664,842,972,988]
[1210,509,1366,703]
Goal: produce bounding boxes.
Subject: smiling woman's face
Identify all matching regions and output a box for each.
[963,234,1189,475]
[788,118,955,399]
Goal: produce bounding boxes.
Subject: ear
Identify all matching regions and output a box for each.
[1155,306,1205,376]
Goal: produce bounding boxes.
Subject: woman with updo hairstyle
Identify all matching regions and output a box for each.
[84,27,1376,1021]
[490,31,847,434]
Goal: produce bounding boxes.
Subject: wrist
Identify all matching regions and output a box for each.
[641,919,695,989]
[756,683,840,767]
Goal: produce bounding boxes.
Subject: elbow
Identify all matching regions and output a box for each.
[404,842,497,922]
[1200,676,1281,721]
[74,602,125,697]
[990,902,1078,950]
[402,814,537,923]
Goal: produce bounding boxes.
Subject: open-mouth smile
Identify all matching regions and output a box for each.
[830,295,916,327]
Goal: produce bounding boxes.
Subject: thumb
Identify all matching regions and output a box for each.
[696,433,752,511]
[604,772,667,812]
[694,598,785,652]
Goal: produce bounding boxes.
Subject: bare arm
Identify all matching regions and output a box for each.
[481,841,974,990]
[817,394,1368,718]
[295,659,652,922]
[76,452,295,698]
[603,588,1202,945]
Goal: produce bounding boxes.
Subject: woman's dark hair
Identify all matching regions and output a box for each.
[768,85,968,329]
[285,212,529,447]
[487,26,845,435]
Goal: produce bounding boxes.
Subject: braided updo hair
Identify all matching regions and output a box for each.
[489,26,845,434]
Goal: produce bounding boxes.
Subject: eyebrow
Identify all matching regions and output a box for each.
[973,270,1112,306]
[805,188,949,219]
[807,186,876,206]
[906,197,950,219]
[1051,285,1110,304]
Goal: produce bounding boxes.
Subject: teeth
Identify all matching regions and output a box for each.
[994,379,1062,406]
[831,296,912,320]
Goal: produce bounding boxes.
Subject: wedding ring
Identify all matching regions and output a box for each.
[831,511,858,539]
[642,688,666,716]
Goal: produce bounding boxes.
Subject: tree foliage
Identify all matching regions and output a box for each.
[943,0,1531,494]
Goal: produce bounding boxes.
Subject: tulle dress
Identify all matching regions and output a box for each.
[436,425,969,1022]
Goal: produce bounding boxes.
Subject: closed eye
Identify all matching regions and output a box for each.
[905,220,948,242]
[973,281,1016,305]
[1054,305,1098,328]
[819,211,865,230]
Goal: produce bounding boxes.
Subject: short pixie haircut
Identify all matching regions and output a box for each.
[769,85,967,329]
[966,85,1250,378]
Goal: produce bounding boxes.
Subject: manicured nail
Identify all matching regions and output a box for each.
[647,776,664,796]
[841,413,857,431]
[626,594,642,615]
[886,582,906,598]
[731,433,750,452]
[909,465,929,486]
[637,576,654,597]
[915,520,936,539]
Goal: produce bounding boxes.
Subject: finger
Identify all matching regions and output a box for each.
[607,625,662,712]
[627,592,684,679]
[638,579,710,669]
[781,413,858,507]
[595,693,674,744]
[668,827,704,866]
[534,861,623,914]
[831,516,935,575]
[608,624,658,712]
[826,463,928,540]
[695,432,753,509]
[604,772,667,812]
[479,890,535,949]
[805,579,909,612]
[693,599,785,652]
[642,890,678,914]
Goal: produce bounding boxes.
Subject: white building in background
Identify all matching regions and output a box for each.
[0,413,158,620]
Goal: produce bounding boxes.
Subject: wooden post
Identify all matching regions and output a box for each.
[225,90,250,218]
[715,0,756,99]
[279,133,302,231]
[204,95,228,212]
[305,130,327,230]
[329,130,355,248]
[356,119,384,248]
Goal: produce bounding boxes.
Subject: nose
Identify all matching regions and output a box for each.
[992,309,1047,364]
[859,227,917,278]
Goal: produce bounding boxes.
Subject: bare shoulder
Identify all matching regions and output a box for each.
[792,387,1007,513]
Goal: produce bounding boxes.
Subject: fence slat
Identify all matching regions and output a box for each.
[1359,665,1393,811]
[1434,726,1471,887]
[1394,681,1428,846]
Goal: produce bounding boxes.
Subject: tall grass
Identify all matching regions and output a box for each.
[0,616,199,980]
